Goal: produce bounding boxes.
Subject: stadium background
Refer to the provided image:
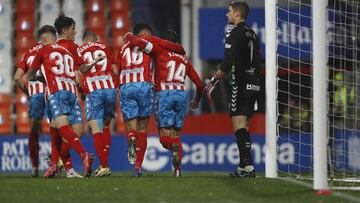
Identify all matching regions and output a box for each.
[0,0,309,173]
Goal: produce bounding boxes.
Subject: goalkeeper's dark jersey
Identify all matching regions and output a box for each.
[220,22,261,95]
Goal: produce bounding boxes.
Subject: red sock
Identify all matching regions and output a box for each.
[135,132,147,169]
[171,137,183,162]
[127,130,137,142]
[159,136,172,150]
[50,127,60,166]
[28,132,39,168]
[103,127,111,167]
[93,132,107,167]
[58,125,87,159]
[60,141,73,170]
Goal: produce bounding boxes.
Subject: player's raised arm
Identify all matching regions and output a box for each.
[187,62,204,111]
[146,35,185,55]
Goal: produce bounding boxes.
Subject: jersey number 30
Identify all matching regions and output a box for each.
[50,52,75,77]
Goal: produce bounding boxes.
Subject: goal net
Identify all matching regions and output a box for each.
[267,0,360,190]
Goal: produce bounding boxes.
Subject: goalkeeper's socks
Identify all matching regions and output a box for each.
[50,127,60,165]
[59,125,87,159]
[103,127,111,166]
[171,137,183,162]
[29,132,39,168]
[235,128,253,168]
[160,136,172,150]
[135,132,147,169]
[93,132,107,167]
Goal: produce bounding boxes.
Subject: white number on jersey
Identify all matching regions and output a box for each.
[123,46,143,66]
[50,52,75,77]
[83,50,107,73]
[166,60,186,82]
[26,55,35,67]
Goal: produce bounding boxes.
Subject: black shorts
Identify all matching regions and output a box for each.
[229,85,257,117]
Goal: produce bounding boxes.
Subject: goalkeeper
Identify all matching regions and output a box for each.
[205,1,261,178]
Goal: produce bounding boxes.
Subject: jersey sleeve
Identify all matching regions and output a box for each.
[187,62,204,102]
[74,46,85,68]
[146,36,185,55]
[30,48,43,70]
[126,34,161,56]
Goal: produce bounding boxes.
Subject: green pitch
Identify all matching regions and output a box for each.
[0,172,359,203]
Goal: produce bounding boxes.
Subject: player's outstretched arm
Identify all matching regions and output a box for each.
[14,69,29,96]
[146,36,185,55]
[28,69,45,83]
[79,56,106,73]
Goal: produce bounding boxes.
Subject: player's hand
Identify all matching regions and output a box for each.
[189,100,199,111]
[204,78,218,100]
[95,55,106,62]
[124,32,133,41]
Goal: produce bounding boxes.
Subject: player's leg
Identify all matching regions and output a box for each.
[50,91,94,178]
[169,90,188,177]
[229,96,255,178]
[133,83,153,175]
[94,88,117,177]
[156,91,176,150]
[120,83,141,165]
[28,93,45,177]
[59,100,84,178]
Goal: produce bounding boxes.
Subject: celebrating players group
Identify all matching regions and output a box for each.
[14,15,204,179]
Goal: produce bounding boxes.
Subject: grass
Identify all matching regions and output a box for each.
[0,172,359,203]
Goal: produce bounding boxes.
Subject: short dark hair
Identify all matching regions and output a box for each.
[229,1,249,19]
[38,25,57,37]
[164,29,179,44]
[54,14,76,35]
[82,31,98,41]
[133,23,152,35]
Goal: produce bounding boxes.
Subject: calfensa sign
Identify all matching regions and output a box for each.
[0,134,311,173]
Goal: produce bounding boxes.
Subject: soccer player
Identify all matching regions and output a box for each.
[205,1,260,178]
[116,23,154,177]
[78,31,116,177]
[28,25,98,178]
[52,15,86,177]
[14,41,44,177]
[125,30,204,177]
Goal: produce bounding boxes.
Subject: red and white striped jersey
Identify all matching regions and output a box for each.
[31,44,80,95]
[18,42,46,96]
[78,42,116,94]
[116,39,153,85]
[126,35,204,102]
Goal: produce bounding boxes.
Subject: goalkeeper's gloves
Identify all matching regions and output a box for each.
[204,74,219,100]
[189,100,200,111]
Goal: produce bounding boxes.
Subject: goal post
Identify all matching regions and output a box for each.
[265,0,360,191]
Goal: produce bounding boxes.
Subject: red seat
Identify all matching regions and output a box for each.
[86,0,105,14]
[0,106,12,134]
[110,13,130,35]
[0,94,11,105]
[16,0,36,14]
[16,14,36,34]
[16,33,36,53]
[97,34,109,45]
[86,13,107,36]
[110,0,130,13]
